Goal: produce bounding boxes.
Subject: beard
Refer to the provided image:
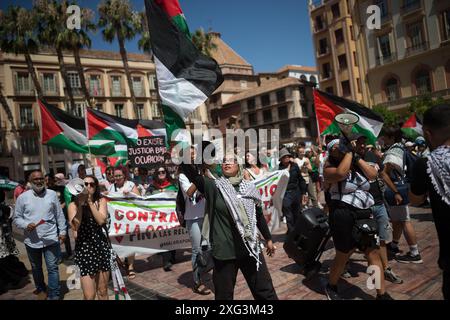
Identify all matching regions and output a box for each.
[31,183,45,194]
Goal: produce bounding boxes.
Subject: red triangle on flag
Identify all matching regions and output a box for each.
[402,113,417,128]
[313,90,344,134]
[136,124,154,138]
[38,100,64,143]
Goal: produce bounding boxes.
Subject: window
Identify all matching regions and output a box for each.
[261,94,270,106]
[301,104,309,117]
[338,54,347,70]
[151,102,161,118]
[280,123,290,139]
[111,76,122,96]
[350,25,354,41]
[353,52,358,66]
[149,74,156,90]
[440,10,450,41]
[95,104,103,112]
[335,28,344,44]
[42,73,56,93]
[248,113,257,126]
[322,63,332,79]
[240,80,247,88]
[325,86,334,94]
[68,72,81,88]
[315,15,324,31]
[341,80,351,96]
[402,0,420,13]
[378,34,391,58]
[276,90,285,103]
[385,77,399,101]
[278,105,288,120]
[247,98,256,110]
[406,21,425,54]
[415,69,431,95]
[132,77,143,96]
[331,3,340,19]
[318,38,328,55]
[73,102,85,117]
[377,0,388,18]
[263,110,272,123]
[136,104,145,119]
[89,75,102,96]
[304,121,312,137]
[21,136,39,155]
[115,104,124,118]
[20,105,33,127]
[16,73,31,93]
[357,78,361,93]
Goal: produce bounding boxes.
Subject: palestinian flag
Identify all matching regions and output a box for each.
[144,0,224,142]
[39,100,115,155]
[401,113,423,140]
[313,90,384,144]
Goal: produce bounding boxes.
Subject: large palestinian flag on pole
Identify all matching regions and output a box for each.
[144,0,224,142]
[39,100,115,155]
[313,90,384,144]
[401,113,423,140]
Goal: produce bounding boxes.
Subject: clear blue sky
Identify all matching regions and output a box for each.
[1,0,316,72]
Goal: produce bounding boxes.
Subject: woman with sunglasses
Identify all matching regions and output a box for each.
[68,176,110,300]
[182,154,277,300]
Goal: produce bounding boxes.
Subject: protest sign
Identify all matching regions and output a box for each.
[128,136,167,169]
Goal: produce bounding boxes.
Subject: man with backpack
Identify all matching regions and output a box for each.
[380,127,422,264]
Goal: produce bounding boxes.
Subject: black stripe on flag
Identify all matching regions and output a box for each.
[42,101,85,131]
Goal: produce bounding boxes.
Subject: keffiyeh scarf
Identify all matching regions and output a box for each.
[427,145,450,206]
[215,176,263,270]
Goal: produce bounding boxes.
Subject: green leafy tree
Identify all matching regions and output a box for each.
[407,95,446,117]
[192,28,217,58]
[373,105,400,127]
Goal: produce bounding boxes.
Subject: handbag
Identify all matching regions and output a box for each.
[351,211,379,252]
[196,236,214,273]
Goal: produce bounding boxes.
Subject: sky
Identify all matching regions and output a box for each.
[0,0,316,72]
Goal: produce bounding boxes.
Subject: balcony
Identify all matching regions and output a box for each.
[64,87,83,97]
[321,71,333,81]
[14,88,35,96]
[405,41,428,57]
[317,47,330,57]
[313,21,328,33]
[401,0,422,15]
[375,52,397,66]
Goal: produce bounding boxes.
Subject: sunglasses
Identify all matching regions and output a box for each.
[114,175,124,178]
[158,170,166,174]
[84,182,96,187]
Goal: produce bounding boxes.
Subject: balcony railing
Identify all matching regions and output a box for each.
[64,87,83,97]
[401,0,421,14]
[405,41,429,57]
[380,88,450,108]
[376,52,397,66]
[89,87,104,97]
[14,88,35,96]
[317,47,330,57]
[314,21,328,33]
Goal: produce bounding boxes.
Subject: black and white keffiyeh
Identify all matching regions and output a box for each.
[427,145,450,206]
[214,177,263,270]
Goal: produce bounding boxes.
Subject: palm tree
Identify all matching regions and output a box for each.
[0,83,16,132]
[192,28,218,58]
[137,11,151,55]
[35,0,76,112]
[0,6,44,100]
[98,0,140,118]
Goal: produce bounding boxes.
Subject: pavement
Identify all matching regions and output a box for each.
[0,205,444,300]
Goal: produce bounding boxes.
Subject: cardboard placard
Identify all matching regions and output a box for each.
[128,137,167,169]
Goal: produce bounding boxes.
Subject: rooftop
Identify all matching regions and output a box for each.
[209,32,253,68]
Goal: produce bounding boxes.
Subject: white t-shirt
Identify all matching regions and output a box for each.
[179,173,206,221]
[294,157,310,184]
[108,181,136,195]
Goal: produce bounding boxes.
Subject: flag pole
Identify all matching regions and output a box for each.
[84,102,94,167]
[312,88,323,150]
[36,93,48,175]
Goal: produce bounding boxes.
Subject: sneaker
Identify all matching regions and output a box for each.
[395,252,423,264]
[341,269,352,279]
[384,267,403,284]
[325,284,342,300]
[163,262,173,272]
[387,243,401,255]
[376,292,394,300]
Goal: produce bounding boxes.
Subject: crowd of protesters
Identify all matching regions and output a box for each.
[0,104,449,301]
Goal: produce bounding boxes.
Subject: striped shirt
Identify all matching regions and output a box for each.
[330,170,375,209]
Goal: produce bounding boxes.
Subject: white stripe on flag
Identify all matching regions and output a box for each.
[344,109,384,137]
[154,56,208,120]
[57,121,88,146]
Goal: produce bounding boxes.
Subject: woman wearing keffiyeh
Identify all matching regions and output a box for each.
[409,104,450,300]
[182,153,278,300]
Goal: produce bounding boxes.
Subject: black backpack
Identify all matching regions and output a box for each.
[388,145,419,183]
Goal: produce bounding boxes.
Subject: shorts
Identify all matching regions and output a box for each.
[371,204,393,243]
[388,205,410,222]
[329,203,378,254]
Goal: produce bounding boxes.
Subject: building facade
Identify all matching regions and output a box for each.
[309,0,366,104]
[351,0,450,110]
[0,49,210,180]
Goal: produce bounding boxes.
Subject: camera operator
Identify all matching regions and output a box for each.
[323,137,392,300]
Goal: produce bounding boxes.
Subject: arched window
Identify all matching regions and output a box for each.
[414,69,431,95]
[385,77,399,101]
[310,75,317,83]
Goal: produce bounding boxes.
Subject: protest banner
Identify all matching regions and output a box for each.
[253,170,289,233]
[105,191,191,258]
[128,136,167,169]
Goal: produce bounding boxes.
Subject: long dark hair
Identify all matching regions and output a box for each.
[84,175,101,203]
[152,166,174,185]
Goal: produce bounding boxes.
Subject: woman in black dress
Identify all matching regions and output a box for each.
[68,176,110,300]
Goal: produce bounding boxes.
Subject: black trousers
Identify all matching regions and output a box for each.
[213,254,278,300]
[444,269,450,301]
[282,190,301,235]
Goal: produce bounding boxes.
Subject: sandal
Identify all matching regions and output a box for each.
[128,269,136,280]
[192,284,211,295]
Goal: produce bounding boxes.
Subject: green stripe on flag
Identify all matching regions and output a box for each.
[163,104,186,145]
[321,121,378,145]
[109,201,175,209]
[172,14,190,37]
